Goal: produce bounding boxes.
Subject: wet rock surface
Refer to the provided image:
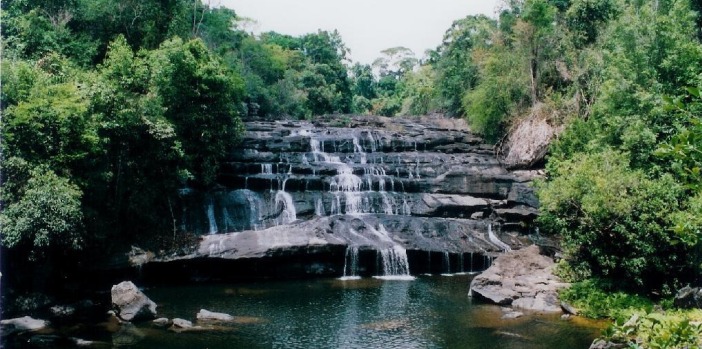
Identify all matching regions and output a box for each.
[151,116,542,277]
[470,245,567,312]
[111,281,157,321]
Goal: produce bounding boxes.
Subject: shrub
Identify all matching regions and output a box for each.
[538,150,691,291]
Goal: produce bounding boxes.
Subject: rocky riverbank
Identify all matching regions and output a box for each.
[470,245,569,313]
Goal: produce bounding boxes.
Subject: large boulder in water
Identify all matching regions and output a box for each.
[470,245,567,312]
[111,281,157,321]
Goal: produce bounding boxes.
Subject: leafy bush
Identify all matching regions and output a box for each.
[0,166,85,260]
[538,150,692,291]
[602,310,702,349]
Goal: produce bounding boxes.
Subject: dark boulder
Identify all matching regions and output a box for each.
[673,286,702,309]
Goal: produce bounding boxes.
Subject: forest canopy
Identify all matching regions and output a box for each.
[1,0,702,299]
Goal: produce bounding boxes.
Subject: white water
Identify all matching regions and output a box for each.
[487,223,512,252]
[441,251,453,276]
[315,198,325,216]
[275,191,297,225]
[374,245,414,280]
[372,225,414,280]
[339,246,361,280]
[262,164,273,175]
[455,253,468,275]
[206,197,218,234]
[310,136,411,216]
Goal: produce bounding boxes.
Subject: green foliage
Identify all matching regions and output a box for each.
[566,0,619,46]
[538,150,692,290]
[602,310,702,349]
[400,65,437,116]
[149,37,245,185]
[0,165,85,260]
[462,47,529,141]
[3,60,99,172]
[432,15,495,116]
[559,279,654,319]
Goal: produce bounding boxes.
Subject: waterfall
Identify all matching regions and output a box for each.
[456,253,466,275]
[275,191,297,225]
[401,198,411,216]
[315,198,325,216]
[441,251,453,276]
[469,252,474,273]
[374,245,414,280]
[371,225,414,280]
[306,136,418,218]
[380,193,394,215]
[487,223,512,252]
[262,164,273,175]
[425,251,432,275]
[206,197,218,234]
[339,246,361,280]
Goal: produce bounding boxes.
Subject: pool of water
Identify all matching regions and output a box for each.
[89,275,600,349]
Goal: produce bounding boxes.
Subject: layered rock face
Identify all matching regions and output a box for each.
[170,116,540,277]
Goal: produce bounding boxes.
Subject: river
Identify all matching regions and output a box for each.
[104,275,600,348]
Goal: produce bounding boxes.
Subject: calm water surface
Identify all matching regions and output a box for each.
[110,275,601,349]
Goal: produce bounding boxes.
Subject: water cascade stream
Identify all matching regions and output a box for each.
[176,117,540,280]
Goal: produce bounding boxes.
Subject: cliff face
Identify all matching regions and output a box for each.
[154,116,541,278]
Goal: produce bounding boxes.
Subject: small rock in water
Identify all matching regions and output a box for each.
[197,309,234,322]
[152,317,171,327]
[500,308,524,319]
[71,337,95,346]
[0,316,49,333]
[171,318,193,329]
[589,339,627,349]
[560,301,579,315]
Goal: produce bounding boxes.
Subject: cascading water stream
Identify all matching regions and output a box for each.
[441,251,453,276]
[372,224,414,280]
[275,191,297,225]
[309,135,412,217]
[339,246,361,280]
[487,223,512,252]
[374,246,413,280]
[206,196,218,234]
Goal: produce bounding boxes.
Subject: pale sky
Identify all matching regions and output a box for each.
[219,0,502,64]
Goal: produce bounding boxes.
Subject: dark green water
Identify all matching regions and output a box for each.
[100,275,601,349]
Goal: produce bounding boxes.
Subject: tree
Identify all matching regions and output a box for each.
[148,37,245,186]
[432,15,496,116]
[372,46,417,79]
[2,55,99,174]
[299,30,352,114]
[462,45,530,141]
[0,164,85,261]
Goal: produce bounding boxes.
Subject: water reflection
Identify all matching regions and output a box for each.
[100,276,602,349]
